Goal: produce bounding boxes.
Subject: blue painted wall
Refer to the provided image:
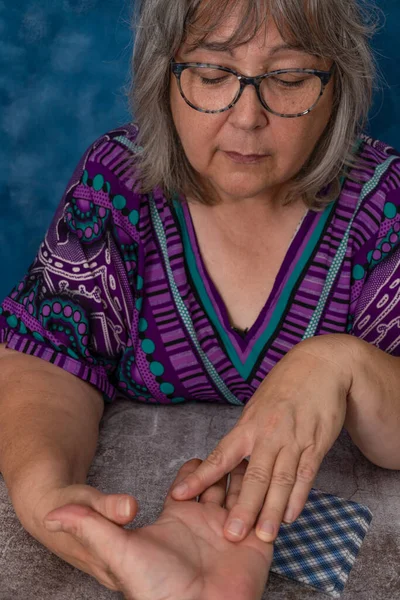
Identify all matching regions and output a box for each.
[1,1,399,300]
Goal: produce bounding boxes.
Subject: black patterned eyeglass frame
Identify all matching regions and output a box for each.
[170,60,336,118]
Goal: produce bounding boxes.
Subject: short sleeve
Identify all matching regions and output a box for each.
[349,159,400,355]
[0,130,140,403]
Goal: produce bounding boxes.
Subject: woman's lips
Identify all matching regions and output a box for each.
[224,151,269,164]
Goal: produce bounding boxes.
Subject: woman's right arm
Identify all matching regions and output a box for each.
[0,343,137,591]
[0,342,104,516]
[0,126,144,590]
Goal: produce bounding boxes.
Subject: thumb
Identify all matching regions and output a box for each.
[89,489,139,525]
[42,484,139,528]
[43,503,130,559]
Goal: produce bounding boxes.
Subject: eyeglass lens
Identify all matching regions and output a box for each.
[180,67,322,115]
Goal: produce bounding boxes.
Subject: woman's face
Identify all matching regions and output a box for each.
[170,12,335,205]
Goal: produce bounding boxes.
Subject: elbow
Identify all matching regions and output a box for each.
[356,446,400,471]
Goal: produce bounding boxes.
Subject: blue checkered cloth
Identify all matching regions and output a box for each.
[270,488,373,598]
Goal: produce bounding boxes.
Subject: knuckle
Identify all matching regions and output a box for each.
[271,470,296,487]
[206,446,226,469]
[244,465,271,486]
[297,463,317,482]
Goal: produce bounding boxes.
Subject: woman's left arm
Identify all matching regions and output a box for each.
[340,333,400,470]
[170,333,400,545]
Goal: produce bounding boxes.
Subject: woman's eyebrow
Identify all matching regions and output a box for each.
[184,41,311,57]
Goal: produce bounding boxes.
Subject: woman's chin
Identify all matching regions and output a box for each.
[210,179,277,203]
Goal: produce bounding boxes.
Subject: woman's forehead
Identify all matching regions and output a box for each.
[184,0,265,47]
[183,1,300,57]
[182,19,312,63]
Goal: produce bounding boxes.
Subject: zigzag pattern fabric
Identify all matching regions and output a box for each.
[1,122,400,406]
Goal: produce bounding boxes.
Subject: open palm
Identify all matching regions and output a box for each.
[44,459,273,600]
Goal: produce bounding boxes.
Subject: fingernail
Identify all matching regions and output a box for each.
[227,519,245,537]
[44,520,62,532]
[173,483,189,497]
[283,508,294,523]
[118,498,131,518]
[258,521,275,540]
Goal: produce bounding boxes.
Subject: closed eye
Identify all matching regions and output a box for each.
[200,76,230,86]
[270,77,307,88]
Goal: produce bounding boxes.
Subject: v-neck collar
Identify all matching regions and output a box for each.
[185,200,310,332]
[172,196,336,379]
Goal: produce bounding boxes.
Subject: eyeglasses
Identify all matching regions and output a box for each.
[171,60,335,118]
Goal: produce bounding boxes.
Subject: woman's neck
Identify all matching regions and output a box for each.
[187,194,307,249]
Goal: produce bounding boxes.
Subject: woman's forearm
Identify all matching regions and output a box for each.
[340,335,400,470]
[0,347,104,523]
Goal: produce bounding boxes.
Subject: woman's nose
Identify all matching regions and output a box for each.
[228,83,269,129]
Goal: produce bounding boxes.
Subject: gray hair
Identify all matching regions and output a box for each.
[127,0,384,210]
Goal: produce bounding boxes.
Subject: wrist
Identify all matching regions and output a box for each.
[294,334,362,394]
[9,463,75,532]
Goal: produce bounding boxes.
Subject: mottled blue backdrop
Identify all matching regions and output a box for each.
[1,0,399,300]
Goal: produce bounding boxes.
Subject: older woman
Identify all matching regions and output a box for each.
[1,0,399,598]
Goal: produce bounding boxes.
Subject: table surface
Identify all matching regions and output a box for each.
[1,397,400,600]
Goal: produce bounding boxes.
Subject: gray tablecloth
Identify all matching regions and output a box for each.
[1,398,400,599]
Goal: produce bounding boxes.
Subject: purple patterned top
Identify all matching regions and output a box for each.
[1,123,400,405]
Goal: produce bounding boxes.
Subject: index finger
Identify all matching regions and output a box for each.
[171,430,247,500]
[164,458,203,508]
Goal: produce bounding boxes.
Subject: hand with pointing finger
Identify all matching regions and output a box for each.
[43,458,273,600]
[172,335,354,544]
